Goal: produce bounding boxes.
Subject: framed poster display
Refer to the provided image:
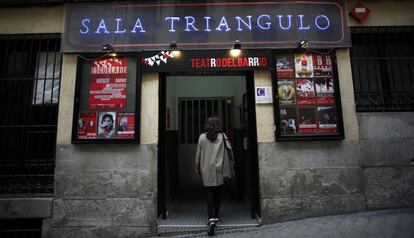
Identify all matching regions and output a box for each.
[274,51,344,140]
[72,54,141,143]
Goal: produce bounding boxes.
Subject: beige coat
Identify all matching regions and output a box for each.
[195,133,232,187]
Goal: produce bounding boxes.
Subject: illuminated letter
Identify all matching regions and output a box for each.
[257,15,271,30]
[216,16,231,31]
[115,18,126,34]
[204,16,211,32]
[131,18,146,33]
[95,19,109,34]
[185,16,199,32]
[235,15,252,31]
[315,15,330,30]
[165,17,180,32]
[298,15,310,30]
[80,18,90,34]
[277,15,292,30]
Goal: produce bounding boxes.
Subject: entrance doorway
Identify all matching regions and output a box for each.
[157,72,260,234]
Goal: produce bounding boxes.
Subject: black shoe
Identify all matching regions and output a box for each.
[207,220,216,236]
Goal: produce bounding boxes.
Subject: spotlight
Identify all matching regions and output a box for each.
[230,40,242,57]
[170,41,178,50]
[101,44,113,51]
[298,40,309,49]
[169,41,181,57]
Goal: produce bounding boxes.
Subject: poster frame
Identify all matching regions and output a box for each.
[71,52,142,144]
[272,49,345,141]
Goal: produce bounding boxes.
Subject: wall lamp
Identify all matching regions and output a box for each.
[170,41,181,57]
[230,40,242,57]
[298,39,309,49]
[101,44,117,57]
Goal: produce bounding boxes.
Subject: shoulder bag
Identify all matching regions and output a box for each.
[222,133,235,180]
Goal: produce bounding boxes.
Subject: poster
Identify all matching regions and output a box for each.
[97,111,116,139]
[276,54,294,78]
[89,58,128,110]
[296,79,316,104]
[318,106,337,133]
[77,112,97,139]
[117,112,135,139]
[315,78,335,104]
[277,79,296,104]
[280,107,297,135]
[313,54,333,77]
[294,53,314,78]
[298,107,317,133]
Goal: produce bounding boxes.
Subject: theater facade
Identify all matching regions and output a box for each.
[0,1,413,237]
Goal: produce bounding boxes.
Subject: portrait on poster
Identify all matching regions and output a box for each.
[280,107,297,135]
[117,112,135,139]
[318,106,337,133]
[98,111,116,139]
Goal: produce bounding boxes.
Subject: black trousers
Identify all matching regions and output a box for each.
[205,185,223,219]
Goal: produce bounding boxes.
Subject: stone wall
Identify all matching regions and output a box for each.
[358,112,414,209]
[44,144,157,238]
[259,141,365,223]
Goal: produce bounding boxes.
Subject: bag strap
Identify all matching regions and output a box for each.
[222,132,228,149]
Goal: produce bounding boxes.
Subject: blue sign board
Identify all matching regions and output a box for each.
[62,1,350,52]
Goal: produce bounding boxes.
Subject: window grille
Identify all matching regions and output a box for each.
[179,98,233,144]
[0,34,61,196]
[350,27,414,111]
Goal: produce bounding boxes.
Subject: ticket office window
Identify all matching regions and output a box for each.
[274,51,344,141]
[72,55,140,143]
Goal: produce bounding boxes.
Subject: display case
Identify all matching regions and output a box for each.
[72,55,141,143]
[274,51,344,140]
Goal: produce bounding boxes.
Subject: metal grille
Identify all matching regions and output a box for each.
[179,98,233,144]
[350,27,414,112]
[0,219,42,238]
[0,34,62,196]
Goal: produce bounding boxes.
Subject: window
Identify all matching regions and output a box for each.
[32,52,61,105]
[350,27,414,111]
[0,34,61,195]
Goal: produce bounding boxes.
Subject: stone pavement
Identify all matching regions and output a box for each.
[155,208,414,238]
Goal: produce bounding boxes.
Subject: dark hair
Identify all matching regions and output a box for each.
[101,113,114,124]
[204,116,222,142]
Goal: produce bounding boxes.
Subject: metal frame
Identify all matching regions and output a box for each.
[0,33,61,196]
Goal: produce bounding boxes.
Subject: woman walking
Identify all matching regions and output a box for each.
[195,117,232,236]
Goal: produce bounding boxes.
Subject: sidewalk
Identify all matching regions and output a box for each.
[156,208,414,238]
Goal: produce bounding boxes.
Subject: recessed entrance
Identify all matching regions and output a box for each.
[157,72,260,234]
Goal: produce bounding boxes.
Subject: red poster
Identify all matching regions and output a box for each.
[89,58,128,110]
[294,53,314,78]
[77,112,97,139]
[296,79,316,104]
[298,107,317,133]
[116,112,135,139]
[313,54,333,77]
